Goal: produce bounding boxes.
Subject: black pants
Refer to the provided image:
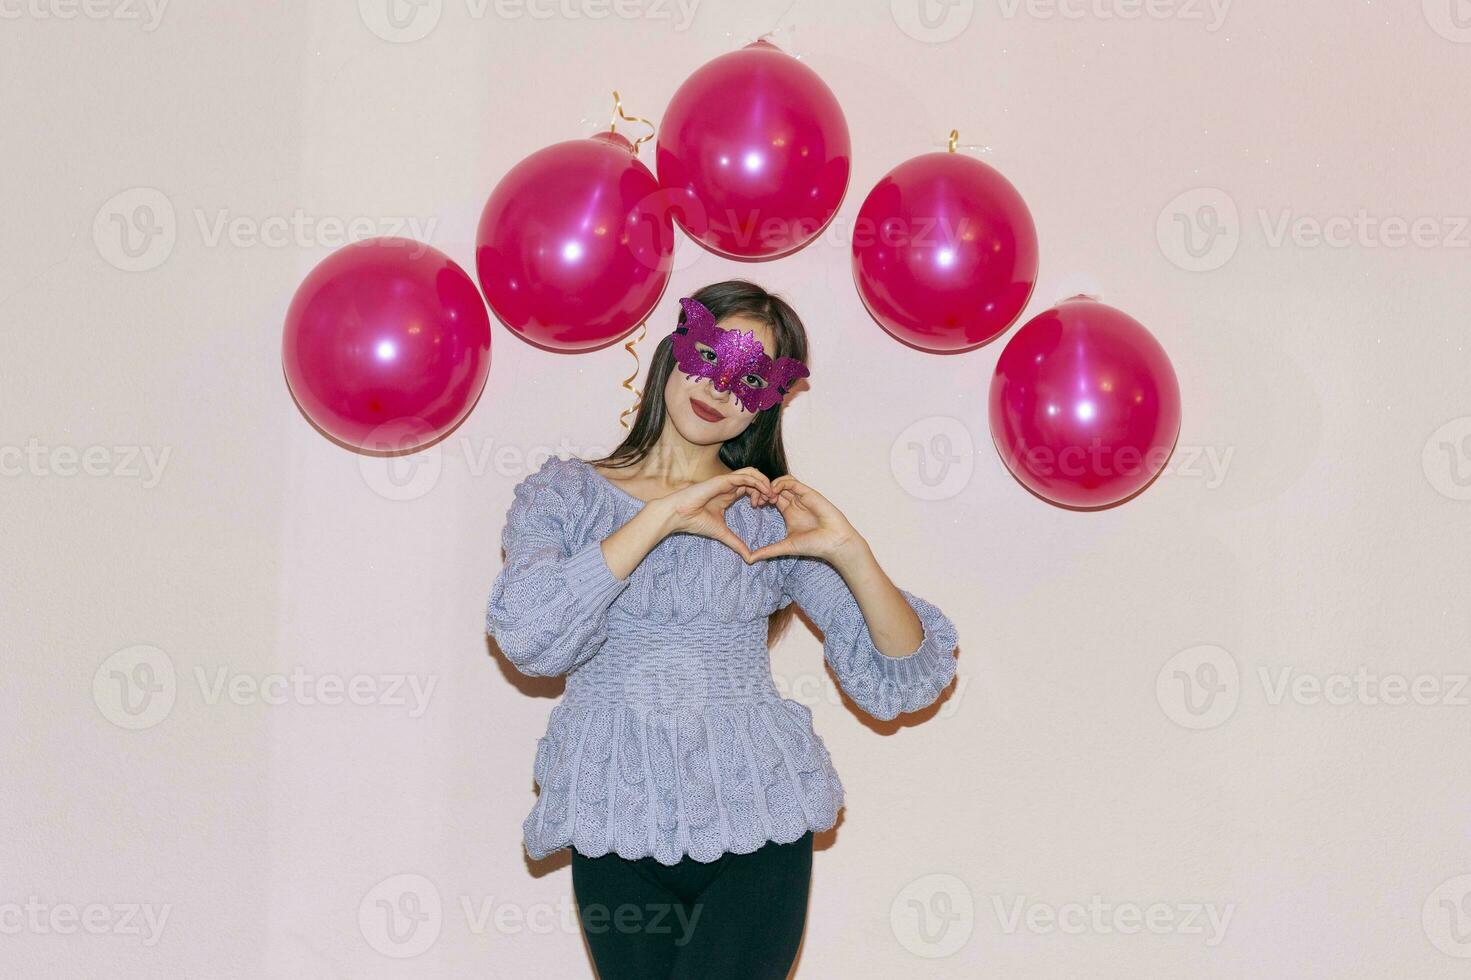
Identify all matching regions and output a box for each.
[570,831,813,980]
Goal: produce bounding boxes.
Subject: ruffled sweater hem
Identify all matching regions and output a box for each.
[522,698,846,867]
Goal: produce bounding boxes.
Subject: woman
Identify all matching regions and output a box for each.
[485,279,959,979]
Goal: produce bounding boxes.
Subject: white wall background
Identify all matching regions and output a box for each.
[4,1,1471,977]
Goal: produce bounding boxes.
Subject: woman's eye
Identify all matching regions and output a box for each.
[742,374,769,389]
[694,343,718,364]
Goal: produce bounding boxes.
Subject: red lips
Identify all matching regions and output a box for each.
[690,397,725,422]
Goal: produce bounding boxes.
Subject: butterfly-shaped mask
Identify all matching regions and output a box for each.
[669,297,809,414]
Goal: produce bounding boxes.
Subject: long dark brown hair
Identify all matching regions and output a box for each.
[583,278,809,641]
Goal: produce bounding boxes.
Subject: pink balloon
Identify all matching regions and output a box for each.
[657,40,851,260]
[475,131,673,353]
[282,237,492,453]
[853,151,1038,352]
[989,297,1181,508]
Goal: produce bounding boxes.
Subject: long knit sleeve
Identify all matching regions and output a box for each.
[486,459,631,676]
[781,555,958,722]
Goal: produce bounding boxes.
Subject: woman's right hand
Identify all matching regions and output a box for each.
[653,468,774,563]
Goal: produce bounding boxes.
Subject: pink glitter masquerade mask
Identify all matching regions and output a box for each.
[669,297,809,413]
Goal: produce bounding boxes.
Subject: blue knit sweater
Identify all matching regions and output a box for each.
[486,455,959,865]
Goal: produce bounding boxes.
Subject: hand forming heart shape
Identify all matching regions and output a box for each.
[744,474,862,564]
[655,468,862,565]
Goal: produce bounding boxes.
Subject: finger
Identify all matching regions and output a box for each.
[773,477,832,513]
[770,474,809,498]
[749,537,801,561]
[771,489,802,516]
[779,478,824,505]
[715,529,754,563]
[719,486,751,510]
[732,467,775,494]
[723,471,772,495]
[699,473,764,504]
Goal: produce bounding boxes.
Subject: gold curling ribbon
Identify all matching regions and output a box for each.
[617,320,647,430]
[948,128,960,153]
[609,91,656,154]
[607,89,655,429]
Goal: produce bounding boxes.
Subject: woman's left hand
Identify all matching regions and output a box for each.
[746,475,867,565]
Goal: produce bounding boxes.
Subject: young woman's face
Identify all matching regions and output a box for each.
[664,313,777,444]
